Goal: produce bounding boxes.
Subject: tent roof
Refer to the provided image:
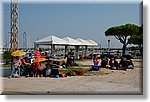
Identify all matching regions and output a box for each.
[76,38,93,46]
[35,35,69,45]
[86,39,98,46]
[63,37,82,45]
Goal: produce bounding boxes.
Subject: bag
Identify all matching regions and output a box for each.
[59,72,67,77]
[75,70,83,75]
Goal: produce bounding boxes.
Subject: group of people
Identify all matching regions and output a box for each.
[91,55,134,71]
[8,49,78,78]
[9,56,60,78]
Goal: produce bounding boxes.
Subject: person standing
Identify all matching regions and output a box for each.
[35,48,41,58]
[9,56,22,78]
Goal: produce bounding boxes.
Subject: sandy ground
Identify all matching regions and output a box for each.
[0,59,143,95]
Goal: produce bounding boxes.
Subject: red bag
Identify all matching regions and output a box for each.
[59,72,67,77]
[75,70,83,75]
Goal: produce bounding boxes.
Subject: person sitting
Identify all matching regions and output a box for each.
[30,62,40,77]
[45,52,49,59]
[109,57,119,70]
[70,50,75,64]
[127,59,134,69]
[37,62,46,77]
[50,62,59,78]
[41,53,45,58]
[101,56,107,68]
[90,56,100,71]
[106,58,110,68]
[21,58,30,77]
[45,61,52,77]
[119,57,129,70]
[61,57,67,68]
[28,53,32,63]
[67,52,72,66]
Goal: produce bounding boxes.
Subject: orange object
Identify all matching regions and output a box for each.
[32,57,46,63]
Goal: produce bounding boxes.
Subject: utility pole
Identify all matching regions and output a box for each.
[23,32,27,50]
[10,0,18,51]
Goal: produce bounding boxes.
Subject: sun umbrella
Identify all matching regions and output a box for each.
[11,50,26,56]
[32,57,46,63]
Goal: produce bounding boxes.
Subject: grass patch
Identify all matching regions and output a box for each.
[1,64,11,68]
[58,66,109,76]
[59,66,83,73]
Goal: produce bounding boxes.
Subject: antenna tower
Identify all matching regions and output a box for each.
[10,0,18,51]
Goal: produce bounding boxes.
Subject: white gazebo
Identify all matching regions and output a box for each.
[63,37,83,58]
[34,35,99,59]
[86,39,98,46]
[63,37,82,46]
[34,35,69,53]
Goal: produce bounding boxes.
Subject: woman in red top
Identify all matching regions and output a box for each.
[35,49,40,58]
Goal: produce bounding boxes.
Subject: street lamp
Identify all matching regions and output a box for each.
[108,40,110,51]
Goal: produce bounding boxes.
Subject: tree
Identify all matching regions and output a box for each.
[105,24,140,55]
[2,51,12,64]
[128,25,143,55]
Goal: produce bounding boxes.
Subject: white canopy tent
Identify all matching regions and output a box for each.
[86,39,98,46]
[35,35,69,45]
[34,35,69,54]
[63,37,82,46]
[76,38,92,59]
[34,35,99,58]
[76,38,99,59]
[63,37,83,59]
[76,38,93,46]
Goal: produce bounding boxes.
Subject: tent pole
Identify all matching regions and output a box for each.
[51,44,53,54]
[51,44,55,54]
[82,46,84,60]
[75,45,79,59]
[65,45,68,55]
[92,46,94,59]
[85,45,88,58]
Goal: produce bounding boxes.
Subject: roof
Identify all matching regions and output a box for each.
[34,35,98,46]
[63,37,82,45]
[86,39,98,46]
[76,38,93,46]
[35,35,69,45]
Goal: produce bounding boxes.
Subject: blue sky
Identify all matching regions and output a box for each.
[3,2,142,48]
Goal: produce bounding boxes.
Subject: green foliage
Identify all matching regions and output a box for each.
[105,23,140,55]
[2,51,12,64]
[105,24,140,36]
[128,25,143,45]
[128,34,143,46]
[128,25,143,55]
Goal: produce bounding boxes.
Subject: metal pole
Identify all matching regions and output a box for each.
[108,40,110,51]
